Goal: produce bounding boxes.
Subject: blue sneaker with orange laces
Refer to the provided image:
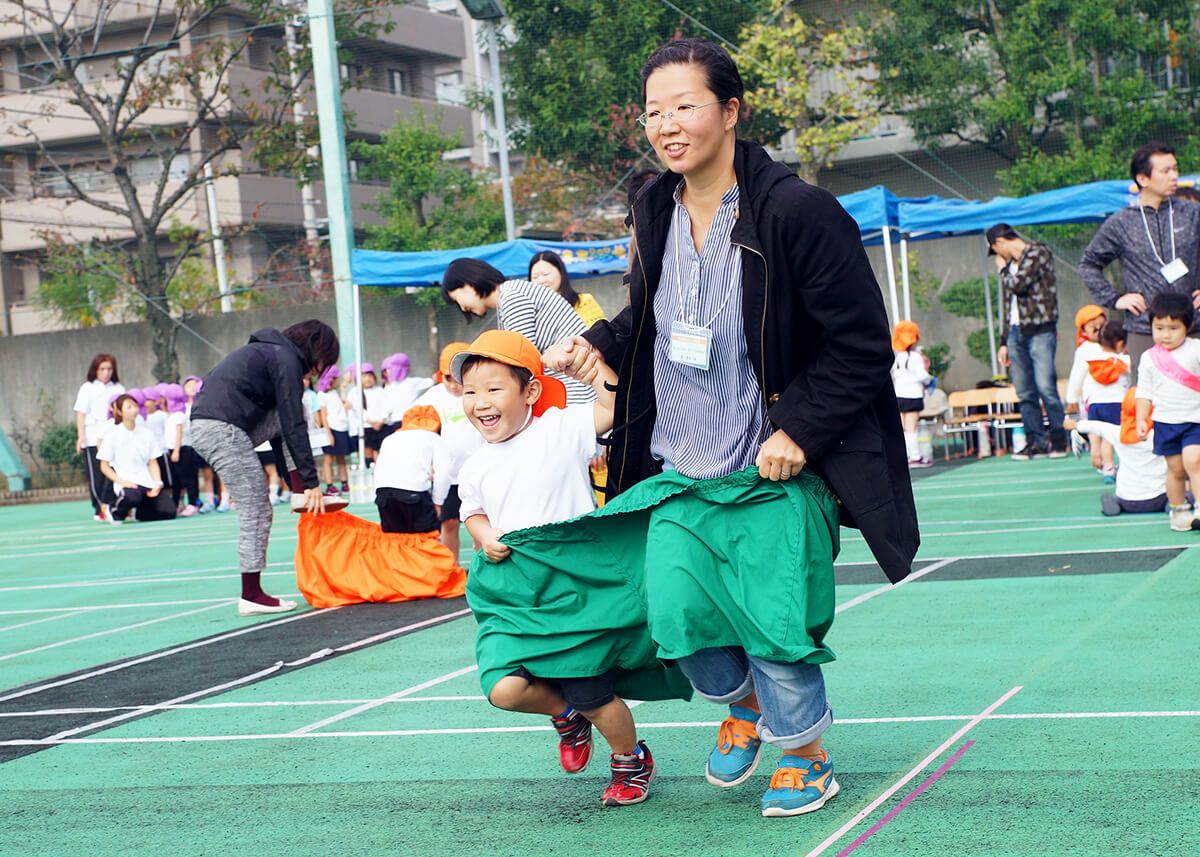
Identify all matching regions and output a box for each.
[705,704,763,788]
[760,750,840,817]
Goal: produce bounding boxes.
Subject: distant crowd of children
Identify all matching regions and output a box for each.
[890,292,1200,533]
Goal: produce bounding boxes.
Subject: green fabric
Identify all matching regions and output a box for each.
[466,467,839,700]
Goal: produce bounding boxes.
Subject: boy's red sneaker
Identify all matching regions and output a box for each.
[550,710,593,773]
[602,741,655,806]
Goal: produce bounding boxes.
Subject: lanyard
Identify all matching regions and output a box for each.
[673,199,737,329]
[1139,199,1176,266]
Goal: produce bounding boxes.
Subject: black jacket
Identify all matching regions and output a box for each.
[584,140,918,583]
[190,329,319,489]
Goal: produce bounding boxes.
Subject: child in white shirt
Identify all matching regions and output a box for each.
[73,353,125,520]
[1077,387,1167,516]
[1135,293,1200,532]
[373,405,452,533]
[317,365,351,496]
[97,394,176,523]
[1067,319,1131,480]
[454,329,655,808]
[381,352,434,432]
[890,321,932,468]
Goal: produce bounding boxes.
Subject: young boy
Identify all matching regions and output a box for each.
[454,330,653,807]
[1076,387,1167,516]
[317,365,351,497]
[1135,293,1200,531]
[373,405,450,533]
[1067,318,1130,481]
[413,342,482,558]
[97,394,177,524]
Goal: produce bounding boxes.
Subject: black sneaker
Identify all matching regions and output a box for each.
[1011,442,1047,461]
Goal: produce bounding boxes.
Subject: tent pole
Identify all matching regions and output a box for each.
[353,281,366,468]
[881,225,900,322]
[899,233,912,320]
[979,235,998,377]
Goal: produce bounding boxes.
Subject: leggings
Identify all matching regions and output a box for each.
[82,445,112,515]
[109,486,177,522]
[170,446,200,507]
[190,415,298,575]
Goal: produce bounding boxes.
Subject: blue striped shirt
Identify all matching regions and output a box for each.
[650,184,768,478]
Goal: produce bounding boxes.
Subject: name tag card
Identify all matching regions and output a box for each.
[669,320,712,370]
[1161,257,1189,284]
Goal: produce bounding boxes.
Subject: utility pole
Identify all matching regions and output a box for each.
[203,163,233,313]
[306,0,357,365]
[462,0,515,241]
[284,12,325,287]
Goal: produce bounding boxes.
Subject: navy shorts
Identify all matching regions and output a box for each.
[439,484,462,523]
[323,429,352,456]
[503,667,618,711]
[364,427,385,451]
[897,396,924,414]
[1086,402,1121,425]
[1151,421,1200,457]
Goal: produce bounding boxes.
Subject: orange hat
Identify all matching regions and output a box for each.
[450,330,568,417]
[892,321,920,352]
[1120,386,1150,446]
[1074,304,1106,332]
[400,404,441,433]
[435,341,470,384]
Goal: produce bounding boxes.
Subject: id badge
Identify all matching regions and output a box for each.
[669,320,712,370]
[1161,257,1189,284]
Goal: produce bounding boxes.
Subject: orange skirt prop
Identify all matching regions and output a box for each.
[295,511,466,609]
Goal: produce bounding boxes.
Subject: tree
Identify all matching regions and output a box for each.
[1,0,384,379]
[868,0,1200,194]
[737,0,874,182]
[499,0,770,180]
[349,117,505,252]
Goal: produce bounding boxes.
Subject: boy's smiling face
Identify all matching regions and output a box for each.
[461,359,541,443]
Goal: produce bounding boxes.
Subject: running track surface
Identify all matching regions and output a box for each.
[0,455,1197,856]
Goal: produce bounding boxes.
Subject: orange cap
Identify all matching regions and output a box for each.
[1074,304,1106,332]
[892,320,920,352]
[1120,386,1150,445]
[450,330,568,417]
[435,341,470,384]
[400,404,441,433]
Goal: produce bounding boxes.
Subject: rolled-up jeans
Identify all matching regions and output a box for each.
[1007,326,1065,449]
[676,646,832,750]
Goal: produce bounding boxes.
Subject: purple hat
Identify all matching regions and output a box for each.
[317,365,341,393]
[150,383,171,400]
[183,375,203,399]
[164,383,187,414]
[344,362,376,384]
[382,353,410,383]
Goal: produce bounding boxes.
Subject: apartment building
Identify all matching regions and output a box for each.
[0,0,489,335]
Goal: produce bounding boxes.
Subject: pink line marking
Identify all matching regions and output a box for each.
[835,740,975,857]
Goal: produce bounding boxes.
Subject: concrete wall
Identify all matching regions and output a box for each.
[0,276,629,471]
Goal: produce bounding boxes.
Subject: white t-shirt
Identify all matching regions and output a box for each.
[1135,339,1200,424]
[97,423,162,489]
[182,402,194,447]
[73,379,126,447]
[318,389,349,432]
[343,383,363,436]
[163,411,186,453]
[363,386,388,427]
[891,348,931,399]
[1066,342,1131,408]
[374,428,453,504]
[385,377,436,423]
[414,383,483,484]
[457,405,597,533]
[303,389,325,454]
[145,411,167,454]
[1077,419,1166,501]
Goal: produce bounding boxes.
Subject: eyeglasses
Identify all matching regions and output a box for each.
[636,99,727,129]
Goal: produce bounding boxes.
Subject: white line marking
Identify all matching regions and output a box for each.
[289,664,480,735]
[917,485,1096,501]
[0,570,293,594]
[0,610,96,634]
[44,662,287,741]
[4,560,295,590]
[0,602,235,663]
[913,473,1097,491]
[1,532,299,561]
[833,543,1188,568]
[835,558,959,614]
[804,686,1024,857]
[0,595,305,616]
[0,609,329,704]
[0,696,492,717]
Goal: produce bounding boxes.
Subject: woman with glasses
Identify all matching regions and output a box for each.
[545,38,918,818]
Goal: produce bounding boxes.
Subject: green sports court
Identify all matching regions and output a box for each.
[1,455,1197,856]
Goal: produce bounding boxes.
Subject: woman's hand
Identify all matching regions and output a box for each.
[304,487,325,514]
[543,335,594,374]
[756,430,807,482]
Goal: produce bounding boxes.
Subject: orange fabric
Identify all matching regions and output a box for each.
[400,404,441,433]
[1086,357,1129,386]
[892,321,920,352]
[1121,386,1151,445]
[434,341,470,384]
[452,329,569,417]
[294,511,465,609]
